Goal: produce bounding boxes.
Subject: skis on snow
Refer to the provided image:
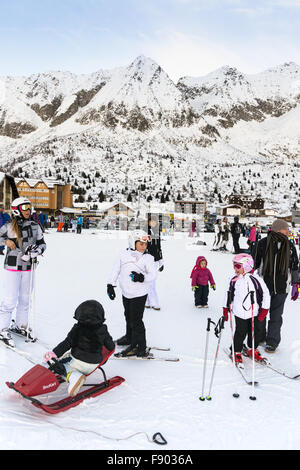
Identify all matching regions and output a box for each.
[224,348,259,386]
[242,346,300,380]
[114,346,179,362]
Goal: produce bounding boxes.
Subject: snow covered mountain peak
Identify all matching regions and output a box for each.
[0,56,300,215]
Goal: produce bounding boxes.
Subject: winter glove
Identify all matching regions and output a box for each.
[107,284,116,300]
[223,307,229,322]
[210,284,216,291]
[43,351,57,362]
[192,285,199,292]
[25,244,42,259]
[291,284,299,301]
[257,308,269,322]
[130,271,145,282]
[158,265,164,272]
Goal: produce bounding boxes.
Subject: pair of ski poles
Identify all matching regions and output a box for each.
[228,290,257,400]
[199,316,225,401]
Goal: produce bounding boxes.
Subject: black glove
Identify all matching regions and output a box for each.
[107,284,116,300]
[130,271,145,282]
[159,265,164,272]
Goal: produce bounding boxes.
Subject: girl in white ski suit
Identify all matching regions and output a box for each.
[107,230,157,356]
[223,254,270,362]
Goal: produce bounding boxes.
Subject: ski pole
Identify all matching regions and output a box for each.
[249,291,256,401]
[228,291,240,399]
[27,259,37,342]
[199,317,214,402]
[206,316,225,401]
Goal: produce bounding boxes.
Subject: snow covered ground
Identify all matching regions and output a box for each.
[0,229,300,451]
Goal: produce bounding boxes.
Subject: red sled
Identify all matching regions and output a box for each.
[6,346,125,414]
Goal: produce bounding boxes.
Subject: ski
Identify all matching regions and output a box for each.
[113,350,179,362]
[115,344,171,352]
[224,348,259,386]
[242,346,300,380]
[0,339,37,365]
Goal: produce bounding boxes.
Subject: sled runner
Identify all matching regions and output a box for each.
[6,346,125,414]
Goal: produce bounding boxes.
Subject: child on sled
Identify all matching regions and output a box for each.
[43,300,115,397]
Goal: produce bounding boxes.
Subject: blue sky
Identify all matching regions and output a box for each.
[1,0,300,80]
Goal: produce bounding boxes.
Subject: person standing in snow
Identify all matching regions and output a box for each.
[220,217,230,251]
[57,212,64,232]
[247,222,260,259]
[231,216,242,254]
[190,256,216,308]
[43,300,115,397]
[106,230,156,357]
[254,219,299,353]
[77,215,83,234]
[0,197,46,347]
[145,214,164,311]
[223,254,270,365]
[212,219,222,251]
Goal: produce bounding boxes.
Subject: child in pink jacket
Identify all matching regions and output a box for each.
[190,256,216,308]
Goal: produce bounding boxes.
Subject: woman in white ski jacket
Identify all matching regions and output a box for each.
[223,254,270,364]
[0,197,46,347]
[107,230,157,357]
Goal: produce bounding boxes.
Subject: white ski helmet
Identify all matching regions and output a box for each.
[128,230,151,250]
[11,197,32,218]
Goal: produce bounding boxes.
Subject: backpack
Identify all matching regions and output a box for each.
[227,275,263,310]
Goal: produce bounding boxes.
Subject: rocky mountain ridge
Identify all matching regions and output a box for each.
[0,56,299,212]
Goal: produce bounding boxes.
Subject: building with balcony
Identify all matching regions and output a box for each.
[15,177,73,214]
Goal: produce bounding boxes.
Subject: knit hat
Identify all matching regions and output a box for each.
[271,219,289,232]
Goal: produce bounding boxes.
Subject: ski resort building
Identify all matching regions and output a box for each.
[0,173,19,211]
[174,200,206,215]
[15,177,73,213]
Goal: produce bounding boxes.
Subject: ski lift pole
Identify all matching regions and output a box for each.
[206,316,225,401]
[199,317,215,402]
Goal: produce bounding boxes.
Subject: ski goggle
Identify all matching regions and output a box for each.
[233,262,243,270]
[19,203,31,211]
[138,235,151,243]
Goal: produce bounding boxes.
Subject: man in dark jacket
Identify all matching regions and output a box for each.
[145,213,164,310]
[230,216,242,254]
[255,219,299,353]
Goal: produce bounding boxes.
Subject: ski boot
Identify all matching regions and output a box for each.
[136,348,153,358]
[116,335,131,346]
[118,345,139,357]
[247,348,264,362]
[10,321,36,342]
[234,353,243,365]
[0,329,15,348]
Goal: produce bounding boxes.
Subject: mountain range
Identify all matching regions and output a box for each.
[0,55,299,212]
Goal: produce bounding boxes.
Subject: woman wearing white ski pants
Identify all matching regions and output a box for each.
[0,270,33,330]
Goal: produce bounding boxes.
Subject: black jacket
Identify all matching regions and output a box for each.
[231,222,242,237]
[147,227,163,262]
[53,323,115,364]
[255,236,299,294]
